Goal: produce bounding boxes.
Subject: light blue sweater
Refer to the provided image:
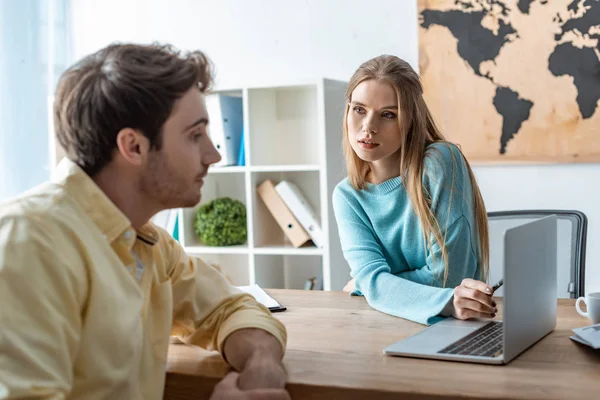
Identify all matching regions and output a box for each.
[332,142,481,325]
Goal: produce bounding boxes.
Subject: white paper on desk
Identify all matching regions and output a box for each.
[571,323,600,349]
[237,284,282,309]
[570,335,593,347]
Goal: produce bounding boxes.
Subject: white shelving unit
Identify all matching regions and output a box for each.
[178,79,350,291]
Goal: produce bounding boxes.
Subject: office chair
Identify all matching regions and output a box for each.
[486,210,587,299]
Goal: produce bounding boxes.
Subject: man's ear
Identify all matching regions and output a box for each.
[115,128,151,166]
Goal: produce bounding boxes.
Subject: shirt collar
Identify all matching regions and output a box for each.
[52,158,159,246]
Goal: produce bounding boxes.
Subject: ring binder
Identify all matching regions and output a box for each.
[257,180,311,248]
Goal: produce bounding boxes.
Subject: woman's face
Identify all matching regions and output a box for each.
[347,79,403,165]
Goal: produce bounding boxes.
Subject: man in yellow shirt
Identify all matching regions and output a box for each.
[0,43,289,400]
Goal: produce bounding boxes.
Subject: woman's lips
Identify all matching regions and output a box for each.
[358,140,379,150]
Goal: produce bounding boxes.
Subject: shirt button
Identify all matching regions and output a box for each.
[123,231,133,240]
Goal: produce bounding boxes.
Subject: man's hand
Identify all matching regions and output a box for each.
[210,371,290,400]
[237,351,286,390]
[223,328,286,390]
[452,278,497,320]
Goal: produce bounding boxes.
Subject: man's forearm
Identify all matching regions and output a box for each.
[223,328,283,371]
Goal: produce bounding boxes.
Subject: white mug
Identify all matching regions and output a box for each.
[576,292,600,324]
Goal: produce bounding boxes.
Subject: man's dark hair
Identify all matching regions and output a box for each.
[54,42,213,176]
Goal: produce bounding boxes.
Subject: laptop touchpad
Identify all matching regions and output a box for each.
[393,321,484,353]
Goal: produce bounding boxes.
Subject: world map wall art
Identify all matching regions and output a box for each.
[418,0,600,163]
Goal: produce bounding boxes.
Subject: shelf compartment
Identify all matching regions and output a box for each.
[247,85,320,166]
[179,173,248,248]
[250,170,321,248]
[254,254,323,290]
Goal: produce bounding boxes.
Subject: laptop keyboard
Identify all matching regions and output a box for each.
[437,321,503,357]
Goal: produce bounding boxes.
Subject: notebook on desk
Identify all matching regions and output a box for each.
[571,324,600,349]
[237,284,287,312]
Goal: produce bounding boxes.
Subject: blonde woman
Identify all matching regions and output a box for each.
[333,55,495,325]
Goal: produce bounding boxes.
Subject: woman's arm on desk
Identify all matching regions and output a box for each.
[333,191,454,325]
[395,216,497,320]
[333,193,495,324]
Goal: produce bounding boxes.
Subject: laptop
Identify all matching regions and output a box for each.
[384,215,557,365]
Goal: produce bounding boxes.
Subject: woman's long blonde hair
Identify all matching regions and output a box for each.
[342,55,489,285]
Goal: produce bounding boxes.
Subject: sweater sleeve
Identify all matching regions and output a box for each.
[332,188,454,325]
[397,215,478,289]
[397,144,480,313]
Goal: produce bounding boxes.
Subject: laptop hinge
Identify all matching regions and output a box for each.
[567,282,575,294]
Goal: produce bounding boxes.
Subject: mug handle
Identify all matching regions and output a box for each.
[576,297,589,318]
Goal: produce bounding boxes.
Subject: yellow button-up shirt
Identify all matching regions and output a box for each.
[0,159,286,399]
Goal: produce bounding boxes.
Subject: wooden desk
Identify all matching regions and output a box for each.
[165,290,600,400]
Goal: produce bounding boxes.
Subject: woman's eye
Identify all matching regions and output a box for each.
[353,106,365,114]
[382,111,397,119]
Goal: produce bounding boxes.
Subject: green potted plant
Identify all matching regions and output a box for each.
[194,197,247,246]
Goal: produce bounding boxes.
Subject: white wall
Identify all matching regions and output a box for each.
[71,0,418,88]
[475,165,599,294]
[70,0,599,293]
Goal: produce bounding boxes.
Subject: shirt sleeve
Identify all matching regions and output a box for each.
[0,214,84,399]
[162,231,286,357]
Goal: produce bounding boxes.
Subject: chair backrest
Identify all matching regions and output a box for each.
[487,210,587,299]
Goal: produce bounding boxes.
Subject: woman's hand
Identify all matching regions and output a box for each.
[452,278,497,320]
[343,278,355,293]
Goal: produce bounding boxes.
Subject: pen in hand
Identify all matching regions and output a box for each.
[488,279,502,319]
[492,279,503,293]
